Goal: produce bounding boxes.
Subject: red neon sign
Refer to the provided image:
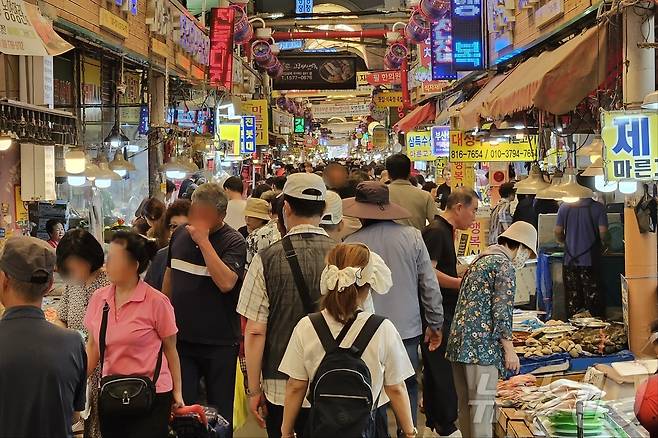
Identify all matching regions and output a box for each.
[209,7,235,90]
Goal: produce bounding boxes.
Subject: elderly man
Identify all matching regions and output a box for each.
[0,236,87,437]
[162,183,246,433]
[238,173,334,438]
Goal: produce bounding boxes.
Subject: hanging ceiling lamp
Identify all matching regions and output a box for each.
[161,157,189,180]
[109,149,136,177]
[515,165,549,195]
[178,154,199,174]
[559,168,593,203]
[103,124,130,148]
[94,156,121,188]
[582,157,617,193]
[642,90,658,110]
[619,181,638,194]
[536,174,565,200]
[64,147,86,174]
[577,134,604,163]
[84,157,102,181]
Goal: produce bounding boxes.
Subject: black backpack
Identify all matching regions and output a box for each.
[306,312,386,438]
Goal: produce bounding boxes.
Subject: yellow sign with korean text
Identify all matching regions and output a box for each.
[99,9,129,39]
[218,124,241,155]
[451,162,476,189]
[406,131,436,162]
[601,110,658,181]
[357,71,369,86]
[372,127,388,149]
[456,217,490,256]
[449,131,538,162]
[241,100,269,146]
[374,92,403,108]
[151,38,169,58]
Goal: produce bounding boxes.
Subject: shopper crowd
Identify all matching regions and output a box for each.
[0,155,546,438]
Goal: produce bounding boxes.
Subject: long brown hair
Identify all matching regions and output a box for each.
[142,198,167,249]
[321,243,371,324]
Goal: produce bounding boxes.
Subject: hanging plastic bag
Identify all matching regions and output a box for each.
[233,359,249,431]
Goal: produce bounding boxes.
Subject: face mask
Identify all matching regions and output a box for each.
[513,246,531,269]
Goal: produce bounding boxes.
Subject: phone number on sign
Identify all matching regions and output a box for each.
[450,148,536,161]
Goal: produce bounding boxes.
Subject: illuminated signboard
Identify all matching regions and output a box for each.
[278,40,304,50]
[240,116,257,153]
[294,117,305,134]
[178,14,210,65]
[602,110,658,181]
[431,126,450,157]
[209,8,235,90]
[431,16,457,80]
[451,0,484,70]
[449,131,538,162]
[406,131,436,162]
[296,0,313,14]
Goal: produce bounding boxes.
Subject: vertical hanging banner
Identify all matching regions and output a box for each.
[296,0,313,14]
[209,8,235,90]
[431,16,457,80]
[241,100,270,146]
[240,116,257,153]
[451,0,484,71]
[431,126,450,157]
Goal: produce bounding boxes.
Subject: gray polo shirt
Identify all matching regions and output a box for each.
[0,306,86,438]
[345,221,444,339]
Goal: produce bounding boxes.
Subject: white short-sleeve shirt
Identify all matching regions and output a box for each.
[279,310,415,408]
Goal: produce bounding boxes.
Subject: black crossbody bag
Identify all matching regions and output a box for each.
[98,301,163,418]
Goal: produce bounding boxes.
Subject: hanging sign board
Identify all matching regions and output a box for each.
[452,162,476,188]
[374,92,403,108]
[456,217,490,256]
[273,56,357,90]
[449,131,538,162]
[209,8,235,90]
[272,108,294,133]
[240,116,257,153]
[296,0,313,14]
[241,99,269,146]
[406,131,436,162]
[218,124,241,155]
[151,38,169,58]
[372,127,388,149]
[312,101,370,119]
[294,117,305,134]
[357,70,402,86]
[99,8,129,39]
[451,0,484,71]
[431,15,457,80]
[602,110,658,181]
[431,126,450,157]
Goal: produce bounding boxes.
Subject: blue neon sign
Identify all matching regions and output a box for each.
[451,0,484,70]
[241,116,257,153]
[296,0,313,14]
[278,40,304,50]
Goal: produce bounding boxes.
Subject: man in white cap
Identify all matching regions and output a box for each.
[0,236,87,438]
[238,173,335,438]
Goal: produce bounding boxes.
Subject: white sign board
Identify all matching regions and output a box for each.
[313,101,370,119]
[0,0,47,56]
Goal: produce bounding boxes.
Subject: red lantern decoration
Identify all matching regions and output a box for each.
[419,0,450,21]
[267,62,284,78]
[384,43,408,70]
[405,10,430,44]
[230,5,253,45]
[251,40,273,64]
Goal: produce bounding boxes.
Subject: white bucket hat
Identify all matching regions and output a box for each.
[499,221,538,258]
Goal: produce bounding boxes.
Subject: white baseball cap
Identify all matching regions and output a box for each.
[283,173,326,201]
[321,190,343,225]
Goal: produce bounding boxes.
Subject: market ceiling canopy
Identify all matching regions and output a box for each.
[458,73,510,130]
[0,1,73,56]
[394,101,436,133]
[485,23,608,119]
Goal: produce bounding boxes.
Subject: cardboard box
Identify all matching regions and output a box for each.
[496,408,528,437]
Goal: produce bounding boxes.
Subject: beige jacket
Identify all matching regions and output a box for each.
[388,179,439,231]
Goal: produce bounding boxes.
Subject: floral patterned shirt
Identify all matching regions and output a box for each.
[245,220,281,272]
[446,245,516,373]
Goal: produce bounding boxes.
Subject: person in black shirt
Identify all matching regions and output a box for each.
[436,165,452,211]
[422,188,479,436]
[162,183,246,433]
[513,194,538,227]
[0,236,87,438]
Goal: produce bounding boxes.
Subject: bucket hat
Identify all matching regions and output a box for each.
[499,221,538,258]
[342,181,410,220]
[244,198,271,221]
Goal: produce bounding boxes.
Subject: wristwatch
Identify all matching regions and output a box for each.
[403,427,418,437]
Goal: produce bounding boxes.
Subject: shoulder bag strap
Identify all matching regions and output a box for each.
[309,312,337,353]
[98,300,164,384]
[282,236,315,314]
[351,314,386,357]
[98,301,110,378]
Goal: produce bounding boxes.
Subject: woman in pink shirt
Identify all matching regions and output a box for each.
[84,231,183,438]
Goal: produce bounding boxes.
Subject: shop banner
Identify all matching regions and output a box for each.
[273,56,357,90]
[449,131,538,162]
[374,91,403,108]
[240,116,256,153]
[406,131,436,162]
[0,0,51,56]
[601,110,658,181]
[456,216,490,256]
[241,99,269,146]
[209,8,235,90]
[422,81,450,94]
[452,162,476,189]
[218,124,241,155]
[372,127,388,149]
[431,15,457,80]
[451,0,484,70]
[431,126,450,157]
[312,101,370,119]
[272,108,294,134]
[357,70,402,86]
[24,3,73,56]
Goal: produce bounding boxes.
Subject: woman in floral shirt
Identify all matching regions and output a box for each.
[446,221,537,438]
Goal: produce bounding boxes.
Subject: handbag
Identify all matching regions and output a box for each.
[97,301,163,418]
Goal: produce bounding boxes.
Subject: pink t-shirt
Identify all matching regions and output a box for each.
[84,280,178,393]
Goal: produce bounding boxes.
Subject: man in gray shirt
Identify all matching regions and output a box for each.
[0,236,87,438]
[344,182,444,431]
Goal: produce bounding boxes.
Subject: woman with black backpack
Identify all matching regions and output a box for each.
[278,243,417,438]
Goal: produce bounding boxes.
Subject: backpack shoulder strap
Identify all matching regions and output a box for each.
[309,312,337,353]
[351,314,386,357]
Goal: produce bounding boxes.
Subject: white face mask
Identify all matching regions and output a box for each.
[513,246,531,269]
